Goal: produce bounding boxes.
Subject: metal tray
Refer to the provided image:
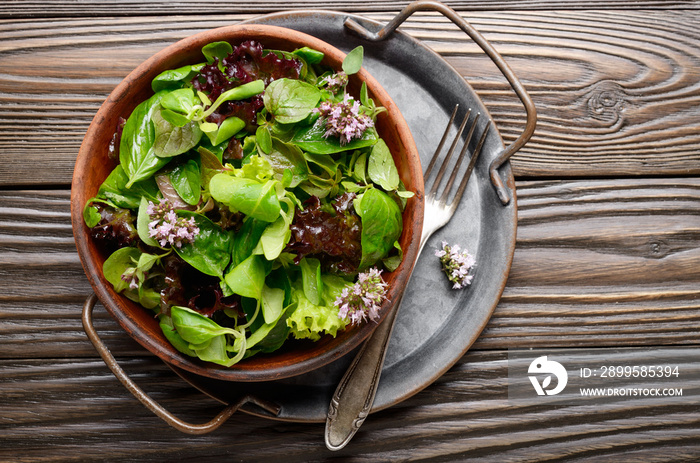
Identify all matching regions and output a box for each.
[82,1,536,429]
[171,8,522,423]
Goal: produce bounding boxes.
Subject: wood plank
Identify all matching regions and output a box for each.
[1,178,698,359]
[1,1,698,19]
[1,11,700,185]
[0,350,698,461]
[474,177,700,348]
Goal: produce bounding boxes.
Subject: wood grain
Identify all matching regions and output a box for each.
[1,11,700,185]
[0,351,698,462]
[475,177,700,349]
[1,1,699,19]
[2,5,699,459]
[1,178,698,359]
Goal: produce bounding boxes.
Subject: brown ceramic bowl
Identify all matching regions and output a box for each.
[71,24,423,382]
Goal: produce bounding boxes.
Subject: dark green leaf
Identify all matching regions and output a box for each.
[153,106,203,158]
[169,159,201,205]
[174,211,232,277]
[302,146,339,175]
[263,78,321,124]
[120,91,170,187]
[151,63,204,92]
[367,139,400,191]
[292,47,325,64]
[256,125,273,154]
[266,266,293,307]
[102,247,140,293]
[170,305,236,345]
[136,196,160,248]
[206,116,244,146]
[231,217,267,268]
[202,41,233,64]
[98,165,159,209]
[250,303,295,353]
[197,146,226,187]
[357,187,403,270]
[159,315,196,356]
[300,257,323,305]
[224,254,265,300]
[241,296,260,327]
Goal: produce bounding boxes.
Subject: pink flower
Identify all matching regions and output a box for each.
[147,199,199,248]
[321,71,348,93]
[335,267,387,325]
[121,268,140,290]
[436,241,476,289]
[314,93,374,145]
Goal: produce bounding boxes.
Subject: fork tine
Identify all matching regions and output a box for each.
[424,105,459,179]
[429,108,471,197]
[449,119,491,211]
[439,113,481,204]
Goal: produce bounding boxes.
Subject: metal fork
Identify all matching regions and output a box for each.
[325,105,491,450]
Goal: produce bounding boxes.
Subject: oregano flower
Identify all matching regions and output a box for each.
[315,93,374,145]
[435,241,476,289]
[147,199,200,248]
[335,267,387,325]
[320,71,348,93]
[120,267,141,290]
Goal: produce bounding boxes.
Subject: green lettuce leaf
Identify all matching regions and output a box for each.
[209,173,281,222]
[286,276,349,341]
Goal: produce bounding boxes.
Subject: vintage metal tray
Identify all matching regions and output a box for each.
[82,1,535,429]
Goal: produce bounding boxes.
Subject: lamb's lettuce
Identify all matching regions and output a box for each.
[209,173,281,222]
[263,78,321,124]
[224,254,266,300]
[356,187,403,270]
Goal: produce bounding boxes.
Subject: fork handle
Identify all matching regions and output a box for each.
[345,0,537,205]
[325,292,403,450]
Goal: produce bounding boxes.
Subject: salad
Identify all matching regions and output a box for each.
[83,39,413,367]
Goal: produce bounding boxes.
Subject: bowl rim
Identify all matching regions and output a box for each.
[71,24,424,382]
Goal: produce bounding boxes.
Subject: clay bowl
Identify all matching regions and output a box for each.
[71,24,423,382]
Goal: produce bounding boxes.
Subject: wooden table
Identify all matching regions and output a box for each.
[2,1,699,461]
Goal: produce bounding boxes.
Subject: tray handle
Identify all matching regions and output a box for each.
[344,0,537,205]
[81,293,281,434]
